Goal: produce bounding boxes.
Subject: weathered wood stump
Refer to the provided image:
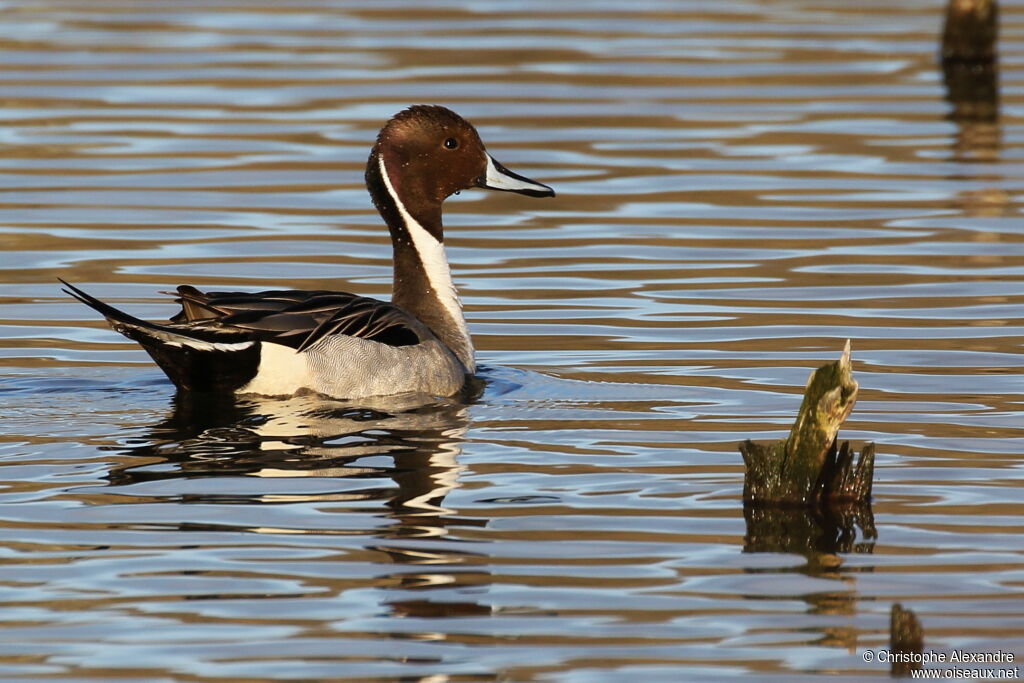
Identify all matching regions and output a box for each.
[890,603,924,677]
[740,341,874,506]
[942,0,1000,163]
[942,0,998,64]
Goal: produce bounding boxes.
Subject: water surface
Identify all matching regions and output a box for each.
[1,1,1023,680]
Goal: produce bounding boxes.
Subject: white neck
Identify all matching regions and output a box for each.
[377,155,475,372]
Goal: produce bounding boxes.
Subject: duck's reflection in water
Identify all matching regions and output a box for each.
[109,390,479,533]
[110,391,493,619]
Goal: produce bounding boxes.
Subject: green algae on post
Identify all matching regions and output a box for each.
[740,341,875,506]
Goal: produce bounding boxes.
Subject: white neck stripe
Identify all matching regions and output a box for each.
[376,154,474,370]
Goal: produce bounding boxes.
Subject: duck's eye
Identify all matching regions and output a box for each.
[443,137,459,150]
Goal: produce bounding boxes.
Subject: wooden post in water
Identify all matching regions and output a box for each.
[890,603,924,677]
[740,340,874,506]
[740,342,876,643]
[942,0,998,64]
[941,0,1000,160]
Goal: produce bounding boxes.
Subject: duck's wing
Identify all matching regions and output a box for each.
[171,286,425,351]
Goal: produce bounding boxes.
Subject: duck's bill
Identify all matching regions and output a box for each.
[479,155,555,197]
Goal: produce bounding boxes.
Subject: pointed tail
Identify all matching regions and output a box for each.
[60,279,259,392]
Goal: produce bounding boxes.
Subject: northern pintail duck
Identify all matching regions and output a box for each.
[62,105,554,398]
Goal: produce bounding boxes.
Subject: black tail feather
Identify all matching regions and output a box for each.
[60,279,261,393]
[60,278,158,332]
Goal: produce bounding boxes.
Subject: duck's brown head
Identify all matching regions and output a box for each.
[366,105,554,238]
